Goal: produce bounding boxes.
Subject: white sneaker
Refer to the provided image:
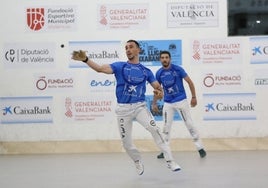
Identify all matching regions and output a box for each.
[134,160,144,175]
[167,161,181,172]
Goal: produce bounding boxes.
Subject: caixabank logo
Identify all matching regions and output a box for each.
[0,96,53,124]
[203,93,256,121]
[250,37,268,64]
[26,6,77,32]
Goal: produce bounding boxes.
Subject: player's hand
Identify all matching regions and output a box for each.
[151,103,159,113]
[153,89,163,100]
[72,50,87,62]
[190,98,197,107]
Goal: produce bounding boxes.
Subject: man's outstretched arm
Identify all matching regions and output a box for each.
[72,50,113,74]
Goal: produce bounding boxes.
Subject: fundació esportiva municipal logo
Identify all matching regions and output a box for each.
[27,8,45,31]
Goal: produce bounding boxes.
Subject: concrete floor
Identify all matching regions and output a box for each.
[0,150,267,188]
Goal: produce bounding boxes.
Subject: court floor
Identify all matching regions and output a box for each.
[0,150,267,188]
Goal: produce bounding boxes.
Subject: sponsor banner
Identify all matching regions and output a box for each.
[63,96,115,122]
[203,93,256,121]
[3,42,56,69]
[145,95,181,121]
[34,72,76,93]
[167,2,219,28]
[138,40,182,66]
[88,74,116,93]
[250,37,268,64]
[0,96,53,124]
[97,4,149,29]
[254,69,268,87]
[69,41,121,68]
[26,6,77,32]
[191,38,243,64]
[202,69,243,92]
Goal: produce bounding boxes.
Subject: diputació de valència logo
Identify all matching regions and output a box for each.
[3,42,56,69]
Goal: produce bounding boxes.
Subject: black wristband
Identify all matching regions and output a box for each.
[82,56,88,63]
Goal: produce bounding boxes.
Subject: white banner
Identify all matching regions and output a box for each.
[3,42,56,69]
[167,1,219,28]
[34,72,76,93]
[69,41,121,68]
[0,96,53,124]
[87,73,115,93]
[62,95,116,123]
[25,6,77,32]
[203,93,256,120]
[97,4,149,29]
[191,38,243,64]
[202,69,243,92]
[250,37,268,64]
[254,69,268,88]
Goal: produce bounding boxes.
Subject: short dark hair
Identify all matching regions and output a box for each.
[127,39,140,48]
[160,50,171,58]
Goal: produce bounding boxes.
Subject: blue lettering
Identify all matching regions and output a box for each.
[90,79,116,87]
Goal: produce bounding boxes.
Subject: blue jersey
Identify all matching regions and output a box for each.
[110,61,156,104]
[156,64,187,103]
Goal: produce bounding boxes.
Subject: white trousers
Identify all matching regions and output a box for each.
[115,102,174,162]
[163,99,204,150]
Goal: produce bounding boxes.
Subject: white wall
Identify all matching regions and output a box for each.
[0,0,267,143]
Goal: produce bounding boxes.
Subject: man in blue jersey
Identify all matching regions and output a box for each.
[152,50,206,159]
[71,40,181,175]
